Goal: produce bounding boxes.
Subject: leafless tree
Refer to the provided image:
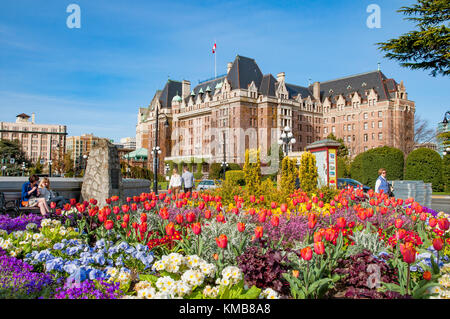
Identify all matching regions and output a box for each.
[414,114,435,144]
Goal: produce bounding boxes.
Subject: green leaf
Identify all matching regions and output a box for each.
[138,274,159,284]
[240,285,261,299]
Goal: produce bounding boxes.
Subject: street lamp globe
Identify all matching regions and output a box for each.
[281,132,287,139]
[284,126,290,132]
[290,138,296,144]
[277,139,283,145]
[287,132,293,138]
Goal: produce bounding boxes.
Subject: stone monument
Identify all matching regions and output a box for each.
[81,139,123,205]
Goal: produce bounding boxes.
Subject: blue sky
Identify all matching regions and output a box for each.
[0,0,448,142]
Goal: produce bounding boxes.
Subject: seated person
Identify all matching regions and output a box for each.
[38,177,68,209]
[21,175,50,216]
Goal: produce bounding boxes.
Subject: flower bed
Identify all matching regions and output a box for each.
[0,187,448,299]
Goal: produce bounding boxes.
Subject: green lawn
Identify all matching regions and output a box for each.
[432,192,450,195]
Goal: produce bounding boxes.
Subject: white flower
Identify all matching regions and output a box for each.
[135,281,152,291]
[118,272,131,282]
[174,281,192,297]
[261,288,279,299]
[138,287,157,299]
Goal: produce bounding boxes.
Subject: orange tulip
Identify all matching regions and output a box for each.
[314,241,325,255]
[300,246,313,261]
[254,226,264,239]
[423,271,432,281]
[192,222,202,235]
[165,222,175,236]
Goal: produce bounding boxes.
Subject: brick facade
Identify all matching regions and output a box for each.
[137,55,415,173]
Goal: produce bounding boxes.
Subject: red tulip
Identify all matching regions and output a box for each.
[192,222,202,235]
[429,218,438,228]
[237,222,246,232]
[419,213,427,221]
[55,208,62,216]
[49,202,56,209]
[140,213,147,223]
[313,231,323,243]
[116,215,121,221]
[70,198,76,206]
[159,207,169,220]
[198,201,205,210]
[271,216,279,227]
[395,219,404,229]
[318,201,324,208]
[105,198,112,205]
[306,202,312,211]
[139,222,147,233]
[165,222,175,236]
[438,218,449,231]
[433,237,444,251]
[336,217,346,228]
[314,241,325,255]
[123,214,130,223]
[280,203,287,213]
[254,226,263,239]
[215,234,228,248]
[300,246,313,261]
[248,208,256,216]
[121,205,130,213]
[259,195,264,202]
[250,195,256,203]
[126,197,132,203]
[131,203,138,211]
[271,202,277,209]
[204,209,211,219]
[216,213,225,223]
[186,211,196,223]
[176,214,184,224]
[399,243,416,264]
[105,220,114,230]
[258,212,266,223]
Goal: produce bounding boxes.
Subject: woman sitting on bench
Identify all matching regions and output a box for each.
[21,175,49,216]
[38,177,68,209]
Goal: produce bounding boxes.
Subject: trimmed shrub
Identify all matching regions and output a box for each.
[225,170,245,186]
[405,148,443,191]
[444,154,450,192]
[299,151,318,193]
[228,163,242,171]
[337,156,351,178]
[243,149,261,195]
[280,157,298,195]
[350,146,404,189]
[209,163,223,179]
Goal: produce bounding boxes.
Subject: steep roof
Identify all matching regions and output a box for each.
[317,70,395,102]
[226,55,263,90]
[159,80,182,108]
[259,74,277,97]
[16,113,30,118]
[285,83,313,99]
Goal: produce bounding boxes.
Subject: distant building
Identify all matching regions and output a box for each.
[413,142,438,151]
[66,133,104,169]
[120,137,136,150]
[0,113,67,164]
[437,122,450,157]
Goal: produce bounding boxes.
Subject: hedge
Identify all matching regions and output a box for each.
[225,170,245,186]
[405,148,443,192]
[444,154,450,192]
[350,146,404,189]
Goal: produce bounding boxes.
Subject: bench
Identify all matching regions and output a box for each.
[0,191,40,217]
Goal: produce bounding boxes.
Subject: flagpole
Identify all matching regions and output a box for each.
[214,40,217,78]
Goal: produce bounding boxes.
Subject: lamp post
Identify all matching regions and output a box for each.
[21,162,26,177]
[277,126,296,157]
[221,132,228,180]
[152,106,170,194]
[48,160,52,177]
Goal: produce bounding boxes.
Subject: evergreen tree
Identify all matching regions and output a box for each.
[377,0,450,76]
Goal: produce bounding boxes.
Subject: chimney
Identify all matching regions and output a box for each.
[227,62,233,74]
[182,80,191,99]
[313,82,320,100]
[31,113,35,124]
[276,72,285,83]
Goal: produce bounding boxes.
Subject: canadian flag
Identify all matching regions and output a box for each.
[212,42,216,54]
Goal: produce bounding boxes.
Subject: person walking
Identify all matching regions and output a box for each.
[21,174,50,216]
[181,165,195,193]
[168,168,182,198]
[375,168,391,195]
[38,177,69,209]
